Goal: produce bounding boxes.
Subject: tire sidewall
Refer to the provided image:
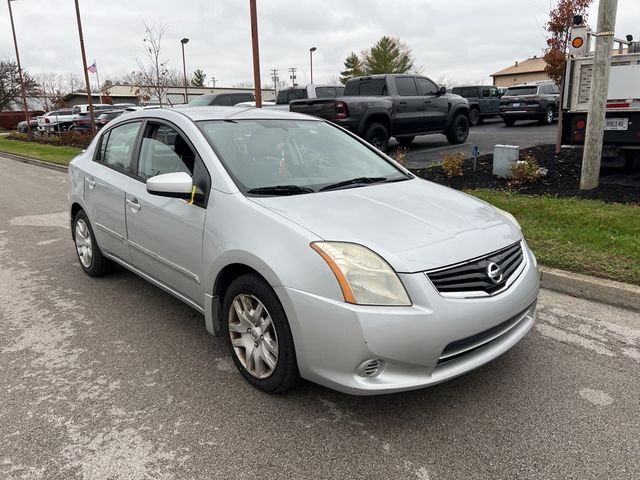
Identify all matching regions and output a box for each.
[74,211,97,275]
[448,114,469,144]
[222,274,298,393]
[365,122,390,151]
[469,108,480,126]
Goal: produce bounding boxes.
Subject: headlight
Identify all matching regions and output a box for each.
[495,207,521,230]
[311,242,411,306]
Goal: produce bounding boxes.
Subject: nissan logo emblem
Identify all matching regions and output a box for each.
[486,262,503,284]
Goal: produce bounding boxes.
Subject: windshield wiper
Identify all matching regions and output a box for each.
[246,185,315,196]
[319,176,390,192]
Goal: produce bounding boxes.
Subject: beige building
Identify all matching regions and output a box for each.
[491,56,551,87]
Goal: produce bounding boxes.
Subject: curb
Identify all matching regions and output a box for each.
[2,150,640,311]
[540,266,640,312]
[0,151,68,173]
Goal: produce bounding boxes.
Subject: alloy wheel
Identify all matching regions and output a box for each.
[75,218,93,268]
[228,294,279,379]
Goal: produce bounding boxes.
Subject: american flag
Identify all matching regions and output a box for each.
[87,61,97,74]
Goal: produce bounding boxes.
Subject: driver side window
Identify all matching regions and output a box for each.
[137,124,195,181]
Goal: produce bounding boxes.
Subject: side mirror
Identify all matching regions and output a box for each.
[438,86,447,95]
[146,171,193,199]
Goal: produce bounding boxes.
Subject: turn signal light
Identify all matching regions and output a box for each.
[572,37,584,49]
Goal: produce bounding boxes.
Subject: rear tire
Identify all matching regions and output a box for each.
[364,122,390,152]
[73,210,115,277]
[503,118,516,127]
[223,273,301,394]
[396,136,415,147]
[539,106,554,125]
[445,114,469,145]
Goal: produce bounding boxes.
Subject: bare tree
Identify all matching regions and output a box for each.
[63,73,84,93]
[135,21,171,106]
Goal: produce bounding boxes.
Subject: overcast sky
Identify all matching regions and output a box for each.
[2,0,640,88]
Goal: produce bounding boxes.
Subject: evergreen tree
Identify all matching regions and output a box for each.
[363,36,415,75]
[339,52,365,84]
[191,69,207,87]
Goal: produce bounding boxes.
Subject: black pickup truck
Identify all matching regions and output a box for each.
[289,74,470,150]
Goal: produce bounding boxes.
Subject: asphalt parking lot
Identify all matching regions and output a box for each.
[400,118,558,168]
[1,156,639,480]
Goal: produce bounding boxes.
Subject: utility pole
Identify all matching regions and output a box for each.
[580,0,618,190]
[7,0,31,136]
[270,68,279,96]
[74,0,96,135]
[288,67,297,86]
[249,0,262,108]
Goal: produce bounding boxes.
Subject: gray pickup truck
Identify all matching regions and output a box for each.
[289,74,469,150]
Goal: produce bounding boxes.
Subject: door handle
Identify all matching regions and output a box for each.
[126,198,141,212]
[86,178,96,189]
[399,101,408,105]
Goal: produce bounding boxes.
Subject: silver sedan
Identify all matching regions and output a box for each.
[68,106,540,395]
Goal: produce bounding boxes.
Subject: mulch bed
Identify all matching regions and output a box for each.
[409,144,640,205]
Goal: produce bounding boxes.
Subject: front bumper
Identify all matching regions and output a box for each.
[276,244,540,395]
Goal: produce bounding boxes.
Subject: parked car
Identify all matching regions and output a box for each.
[188,92,256,106]
[271,84,345,110]
[451,85,502,126]
[37,109,75,133]
[68,106,540,395]
[16,119,39,133]
[71,104,114,115]
[500,81,560,126]
[96,110,125,129]
[290,74,470,150]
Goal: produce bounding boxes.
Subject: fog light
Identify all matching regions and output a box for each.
[359,359,384,378]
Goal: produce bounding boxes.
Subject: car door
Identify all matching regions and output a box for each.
[125,121,211,305]
[83,120,142,263]
[416,77,448,130]
[489,86,501,114]
[393,76,426,133]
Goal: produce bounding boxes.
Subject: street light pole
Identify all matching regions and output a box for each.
[74,0,96,135]
[309,47,317,85]
[249,0,262,108]
[7,0,31,136]
[181,38,189,104]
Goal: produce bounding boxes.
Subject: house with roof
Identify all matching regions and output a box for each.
[491,56,550,87]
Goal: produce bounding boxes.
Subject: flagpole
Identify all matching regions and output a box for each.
[94,59,102,103]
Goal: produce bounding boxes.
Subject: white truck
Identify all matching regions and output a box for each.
[561,24,640,164]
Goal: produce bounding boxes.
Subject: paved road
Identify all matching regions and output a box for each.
[400,118,557,169]
[1,157,639,480]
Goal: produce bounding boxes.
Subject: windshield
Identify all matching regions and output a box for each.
[504,86,538,96]
[189,95,215,106]
[198,119,408,194]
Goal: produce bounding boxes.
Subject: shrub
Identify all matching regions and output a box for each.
[390,146,408,166]
[441,151,464,177]
[511,154,540,184]
[8,131,94,149]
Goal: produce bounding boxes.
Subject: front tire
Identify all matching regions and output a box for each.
[73,210,115,276]
[364,122,390,152]
[469,108,480,127]
[445,114,469,144]
[223,274,300,393]
[503,118,516,127]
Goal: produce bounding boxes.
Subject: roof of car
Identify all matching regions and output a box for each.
[156,106,316,122]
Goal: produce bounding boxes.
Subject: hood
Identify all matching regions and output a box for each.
[252,178,522,273]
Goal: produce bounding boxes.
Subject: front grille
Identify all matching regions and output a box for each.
[426,241,524,295]
[437,304,533,365]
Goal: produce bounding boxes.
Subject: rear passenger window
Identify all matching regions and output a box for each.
[213,96,233,106]
[315,87,338,98]
[395,77,418,96]
[98,121,141,173]
[482,88,490,97]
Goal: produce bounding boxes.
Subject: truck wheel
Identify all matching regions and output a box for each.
[396,136,415,147]
[539,106,554,125]
[469,108,480,127]
[503,118,516,127]
[445,114,469,145]
[364,123,390,151]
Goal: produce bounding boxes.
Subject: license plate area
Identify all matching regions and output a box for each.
[605,118,628,130]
